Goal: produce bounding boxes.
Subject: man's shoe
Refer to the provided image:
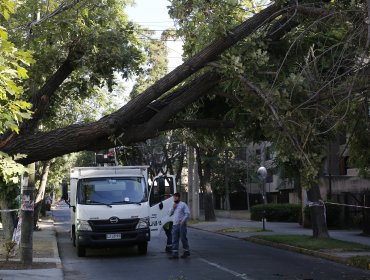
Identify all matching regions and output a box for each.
[168,255,179,259]
[181,251,190,258]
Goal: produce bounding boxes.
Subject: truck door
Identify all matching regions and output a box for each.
[149,175,176,237]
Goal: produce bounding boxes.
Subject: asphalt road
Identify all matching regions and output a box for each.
[52,204,370,280]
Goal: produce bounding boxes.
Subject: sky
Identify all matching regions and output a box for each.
[125,0,183,70]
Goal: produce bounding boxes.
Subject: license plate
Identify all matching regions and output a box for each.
[106,233,121,240]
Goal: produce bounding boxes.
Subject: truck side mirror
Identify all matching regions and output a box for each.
[61,181,68,201]
[159,202,163,210]
[157,177,165,197]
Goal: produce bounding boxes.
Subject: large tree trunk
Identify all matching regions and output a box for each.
[4,72,221,164]
[0,198,15,241]
[33,161,51,229]
[204,192,215,221]
[195,147,216,221]
[175,145,186,184]
[307,184,330,238]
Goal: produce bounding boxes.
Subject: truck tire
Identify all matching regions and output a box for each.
[137,242,148,255]
[76,239,86,257]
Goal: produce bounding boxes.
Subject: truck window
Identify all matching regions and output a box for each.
[150,176,174,206]
[77,177,147,205]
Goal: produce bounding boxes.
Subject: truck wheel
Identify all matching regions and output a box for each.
[76,240,86,257]
[138,242,148,255]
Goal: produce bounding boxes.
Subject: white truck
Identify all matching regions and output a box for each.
[65,166,176,257]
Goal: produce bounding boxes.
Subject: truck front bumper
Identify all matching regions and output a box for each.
[76,228,150,247]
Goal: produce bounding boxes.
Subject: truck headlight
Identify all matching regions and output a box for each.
[77,219,92,231]
[136,217,149,229]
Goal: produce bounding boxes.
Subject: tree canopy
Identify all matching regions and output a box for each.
[0,0,368,185]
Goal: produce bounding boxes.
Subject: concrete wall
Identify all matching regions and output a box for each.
[319,175,370,199]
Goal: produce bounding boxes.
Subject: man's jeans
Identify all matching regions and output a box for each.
[171,223,189,255]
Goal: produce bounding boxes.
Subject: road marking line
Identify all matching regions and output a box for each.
[199,258,253,280]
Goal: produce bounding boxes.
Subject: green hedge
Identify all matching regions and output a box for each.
[251,203,300,222]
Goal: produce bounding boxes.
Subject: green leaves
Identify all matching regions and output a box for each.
[1,0,16,20]
[7,0,145,130]
[0,151,28,184]
[0,2,33,134]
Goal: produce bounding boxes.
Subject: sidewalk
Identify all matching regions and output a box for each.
[189,216,370,270]
[0,213,63,280]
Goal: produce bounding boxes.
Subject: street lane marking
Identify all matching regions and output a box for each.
[199,258,253,280]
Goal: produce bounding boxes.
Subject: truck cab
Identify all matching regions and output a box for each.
[66,166,176,257]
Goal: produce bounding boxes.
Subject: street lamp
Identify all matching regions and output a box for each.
[257,166,267,231]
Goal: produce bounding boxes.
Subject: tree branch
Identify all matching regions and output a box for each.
[2,72,219,164]
[114,72,220,144]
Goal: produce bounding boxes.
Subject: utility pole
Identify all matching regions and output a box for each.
[245,146,250,210]
[188,146,199,220]
[260,142,268,205]
[257,166,268,230]
[188,146,194,215]
[193,156,200,219]
[224,150,230,210]
[20,162,35,265]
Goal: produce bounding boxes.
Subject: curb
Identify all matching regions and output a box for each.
[51,226,62,269]
[49,214,63,269]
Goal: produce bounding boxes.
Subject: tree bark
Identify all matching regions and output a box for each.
[307,183,330,238]
[0,199,15,241]
[175,145,186,186]
[203,157,216,221]
[3,72,220,164]
[33,161,51,229]
[195,147,216,221]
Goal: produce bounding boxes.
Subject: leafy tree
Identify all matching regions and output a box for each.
[167,0,369,237]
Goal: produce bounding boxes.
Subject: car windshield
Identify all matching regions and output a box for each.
[77,177,147,205]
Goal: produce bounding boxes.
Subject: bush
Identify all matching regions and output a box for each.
[251,203,301,222]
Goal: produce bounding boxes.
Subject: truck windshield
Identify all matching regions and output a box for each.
[77,177,147,205]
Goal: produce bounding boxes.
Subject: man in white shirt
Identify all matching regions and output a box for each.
[168,192,190,259]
